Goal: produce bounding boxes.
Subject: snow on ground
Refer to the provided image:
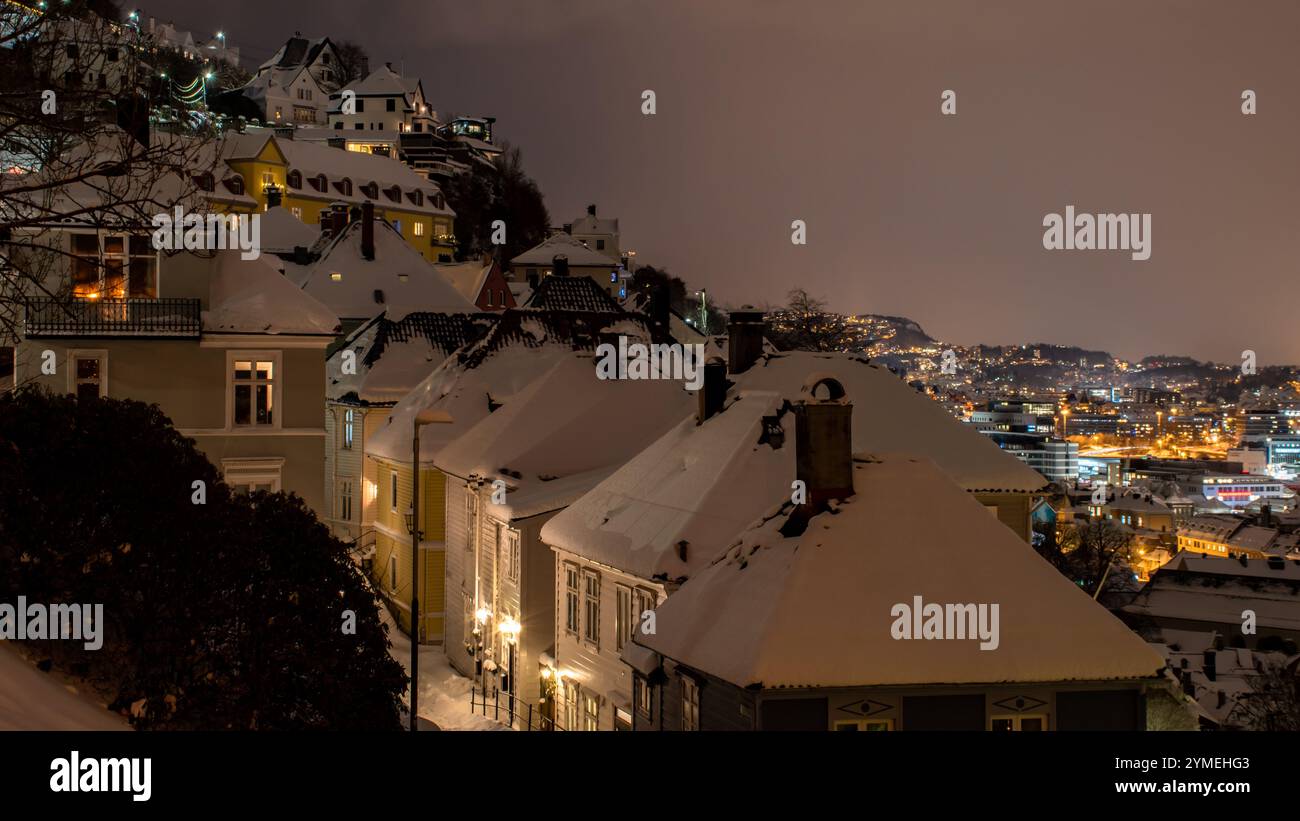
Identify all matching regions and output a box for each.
[0,642,128,731]
[382,611,510,731]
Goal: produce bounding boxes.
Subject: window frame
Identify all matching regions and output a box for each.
[582,568,601,648]
[681,675,700,731]
[390,469,399,513]
[615,584,632,651]
[506,528,520,584]
[343,408,355,449]
[225,351,282,430]
[563,562,580,638]
[990,714,1047,731]
[220,457,284,494]
[68,348,108,400]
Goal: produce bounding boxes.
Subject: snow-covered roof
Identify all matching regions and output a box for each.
[370,309,680,467]
[522,274,624,313]
[1123,554,1300,632]
[329,311,496,403]
[333,64,422,101]
[204,251,340,335]
[733,353,1048,493]
[260,205,321,253]
[0,645,126,730]
[542,391,794,580]
[437,261,492,304]
[301,219,475,321]
[510,233,621,268]
[636,455,1165,690]
[436,353,694,521]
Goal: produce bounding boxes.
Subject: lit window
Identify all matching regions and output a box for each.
[583,693,599,731]
[507,530,520,583]
[389,554,398,590]
[339,479,353,521]
[232,359,274,426]
[291,206,302,219]
[563,682,580,730]
[413,221,426,237]
[343,408,354,449]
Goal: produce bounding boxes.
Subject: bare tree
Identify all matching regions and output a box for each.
[1229,656,1300,731]
[767,288,845,352]
[1037,518,1136,597]
[1,2,220,344]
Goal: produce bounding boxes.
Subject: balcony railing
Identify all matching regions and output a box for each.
[25,298,202,338]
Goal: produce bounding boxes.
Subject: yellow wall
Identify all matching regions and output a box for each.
[221,138,456,264]
[370,459,450,642]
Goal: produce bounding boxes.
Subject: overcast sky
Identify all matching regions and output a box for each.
[142,0,1300,364]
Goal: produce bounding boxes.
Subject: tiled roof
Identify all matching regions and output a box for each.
[522,275,624,313]
[362,312,496,369]
[458,309,669,370]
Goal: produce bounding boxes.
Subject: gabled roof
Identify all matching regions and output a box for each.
[510,233,620,268]
[333,64,422,101]
[435,353,695,521]
[329,311,496,403]
[522,275,624,313]
[204,251,340,336]
[367,309,671,465]
[300,219,475,321]
[733,353,1049,493]
[260,205,321,253]
[259,36,335,72]
[636,455,1165,690]
[542,391,792,580]
[437,261,493,304]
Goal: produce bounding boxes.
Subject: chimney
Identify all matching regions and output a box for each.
[587,204,596,216]
[361,201,375,261]
[727,308,765,375]
[794,376,854,512]
[1261,504,1271,527]
[330,202,349,236]
[319,209,333,237]
[266,187,283,209]
[562,223,572,234]
[552,255,569,277]
[360,56,369,76]
[526,271,539,291]
[697,357,727,425]
[1203,649,1217,682]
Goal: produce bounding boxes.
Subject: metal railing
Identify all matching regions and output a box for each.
[469,682,561,731]
[25,298,202,338]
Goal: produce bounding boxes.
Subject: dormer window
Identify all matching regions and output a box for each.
[193,172,215,192]
[310,174,327,192]
[385,185,401,203]
[287,170,302,189]
[335,178,353,196]
[433,192,444,210]
[409,190,423,206]
[224,175,245,196]
[360,181,378,199]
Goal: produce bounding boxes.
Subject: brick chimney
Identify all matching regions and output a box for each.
[727,308,765,375]
[552,255,569,277]
[361,201,375,261]
[330,202,349,236]
[697,357,727,425]
[794,376,854,512]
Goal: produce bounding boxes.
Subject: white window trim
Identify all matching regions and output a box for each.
[225,350,283,431]
[221,456,284,493]
[67,349,108,398]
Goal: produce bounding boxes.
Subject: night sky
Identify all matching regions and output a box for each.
[141,0,1299,364]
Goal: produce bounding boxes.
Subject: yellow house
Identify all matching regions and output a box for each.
[369,459,448,641]
[216,131,457,263]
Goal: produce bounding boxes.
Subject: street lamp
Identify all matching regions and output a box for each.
[408,407,453,731]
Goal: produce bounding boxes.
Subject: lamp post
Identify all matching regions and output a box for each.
[407,407,452,731]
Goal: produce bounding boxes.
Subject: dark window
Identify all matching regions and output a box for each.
[759,697,827,731]
[386,98,396,112]
[287,170,302,189]
[225,176,244,195]
[596,239,605,250]
[66,44,79,59]
[1056,690,1142,730]
[0,347,14,392]
[901,695,986,730]
[355,98,364,112]
[354,123,364,130]
[104,47,119,62]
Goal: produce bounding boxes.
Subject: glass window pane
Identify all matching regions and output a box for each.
[1021,717,1044,731]
[128,256,157,298]
[256,361,273,380]
[234,385,250,424]
[234,361,252,380]
[256,384,271,424]
[77,383,99,402]
[76,358,99,380]
[991,718,1014,731]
